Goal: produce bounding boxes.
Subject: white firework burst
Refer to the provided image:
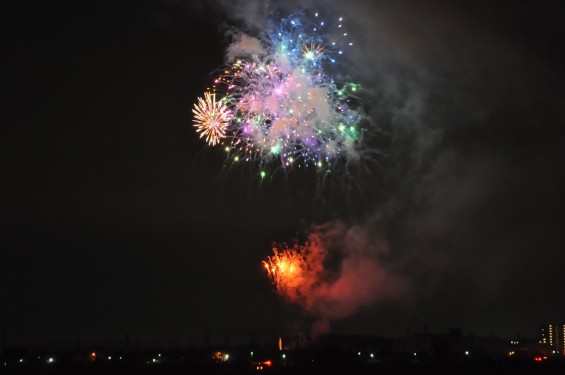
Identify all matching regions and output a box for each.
[192,92,232,146]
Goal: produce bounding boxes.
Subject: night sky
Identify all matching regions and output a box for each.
[2,0,565,347]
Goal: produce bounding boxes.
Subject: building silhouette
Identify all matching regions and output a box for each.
[539,323,565,354]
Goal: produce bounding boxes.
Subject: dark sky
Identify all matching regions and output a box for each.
[2,0,565,347]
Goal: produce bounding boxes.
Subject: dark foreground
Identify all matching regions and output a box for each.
[3,359,565,375]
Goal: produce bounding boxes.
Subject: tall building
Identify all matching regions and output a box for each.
[539,324,565,354]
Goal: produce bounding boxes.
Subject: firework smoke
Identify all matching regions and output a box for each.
[264,221,407,335]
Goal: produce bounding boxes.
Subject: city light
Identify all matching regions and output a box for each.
[4,325,564,369]
[212,351,230,362]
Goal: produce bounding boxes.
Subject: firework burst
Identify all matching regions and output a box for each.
[263,248,306,291]
[192,92,233,146]
[193,11,368,175]
[301,41,324,60]
[262,235,327,303]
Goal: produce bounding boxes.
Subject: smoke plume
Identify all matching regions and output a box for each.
[266,220,408,335]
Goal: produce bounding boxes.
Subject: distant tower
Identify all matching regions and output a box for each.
[539,323,565,354]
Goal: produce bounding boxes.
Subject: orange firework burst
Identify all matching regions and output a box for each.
[263,248,305,291]
[192,92,232,146]
[263,236,326,303]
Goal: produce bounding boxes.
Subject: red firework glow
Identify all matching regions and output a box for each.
[262,222,407,335]
[262,235,325,303]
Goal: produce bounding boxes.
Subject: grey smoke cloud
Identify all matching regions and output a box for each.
[224,32,266,62]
